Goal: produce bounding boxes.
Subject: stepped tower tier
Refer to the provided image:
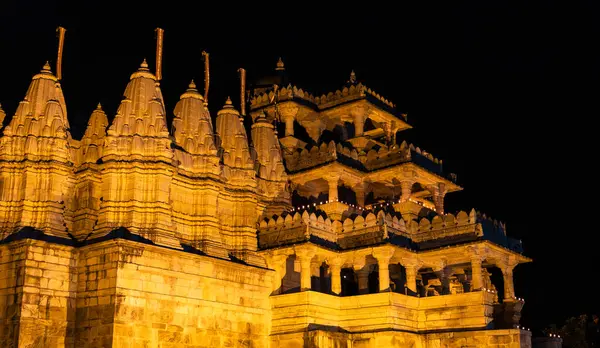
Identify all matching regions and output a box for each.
[78,103,108,165]
[214,97,264,264]
[104,59,172,161]
[71,104,109,238]
[251,111,290,217]
[215,97,255,187]
[170,81,227,258]
[171,80,220,175]
[0,63,75,238]
[94,60,179,248]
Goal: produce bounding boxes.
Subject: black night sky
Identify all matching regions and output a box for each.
[1,0,597,333]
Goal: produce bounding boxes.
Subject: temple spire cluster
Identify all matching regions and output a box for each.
[0,28,532,348]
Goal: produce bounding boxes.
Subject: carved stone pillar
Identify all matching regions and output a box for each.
[330,259,342,295]
[373,247,395,292]
[405,264,418,294]
[471,257,484,291]
[269,255,288,294]
[354,116,364,137]
[379,262,390,292]
[428,183,447,215]
[351,106,367,137]
[284,115,295,137]
[357,268,370,294]
[327,176,339,202]
[436,184,447,215]
[399,180,414,203]
[355,182,366,207]
[278,103,298,137]
[297,249,315,291]
[502,266,515,300]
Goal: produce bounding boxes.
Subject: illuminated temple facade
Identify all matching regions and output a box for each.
[0,43,531,347]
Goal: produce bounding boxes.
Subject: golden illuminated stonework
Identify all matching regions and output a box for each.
[0,33,532,348]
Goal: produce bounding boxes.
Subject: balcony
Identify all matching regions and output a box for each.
[270,290,495,334]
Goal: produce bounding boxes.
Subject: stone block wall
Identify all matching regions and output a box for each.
[0,240,77,348]
[102,240,273,347]
[1,238,273,348]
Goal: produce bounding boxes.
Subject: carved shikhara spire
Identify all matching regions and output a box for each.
[79,103,108,164]
[1,62,71,162]
[251,112,286,182]
[216,97,254,174]
[0,62,74,238]
[104,60,171,160]
[173,80,215,154]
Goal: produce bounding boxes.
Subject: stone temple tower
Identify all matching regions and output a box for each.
[0,30,533,348]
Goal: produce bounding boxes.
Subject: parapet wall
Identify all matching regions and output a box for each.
[270,290,495,335]
[258,208,483,250]
[271,325,531,348]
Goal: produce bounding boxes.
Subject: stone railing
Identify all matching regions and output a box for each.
[409,209,482,243]
[314,83,397,110]
[258,211,337,249]
[282,139,443,174]
[283,142,338,172]
[249,83,401,118]
[258,208,486,250]
[270,290,495,334]
[250,84,317,109]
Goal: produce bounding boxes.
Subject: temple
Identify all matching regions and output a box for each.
[0,30,531,348]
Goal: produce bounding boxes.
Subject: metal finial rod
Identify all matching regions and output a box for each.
[238,68,246,116]
[56,27,66,80]
[202,51,210,103]
[155,28,164,81]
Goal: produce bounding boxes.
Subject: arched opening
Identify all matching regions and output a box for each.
[338,184,357,205]
[417,267,443,297]
[364,118,377,132]
[389,263,407,294]
[291,178,329,207]
[317,262,331,293]
[485,265,504,304]
[368,266,379,293]
[341,268,358,296]
[281,255,301,294]
[332,122,352,141]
